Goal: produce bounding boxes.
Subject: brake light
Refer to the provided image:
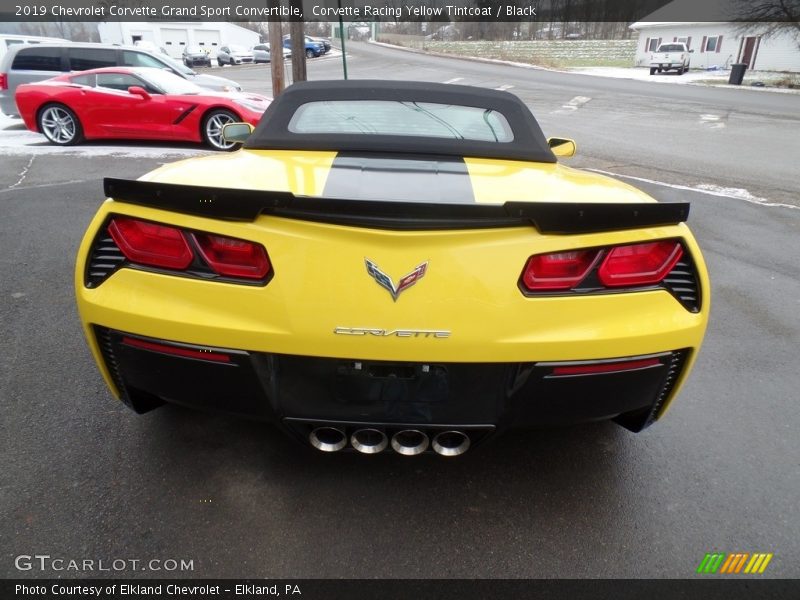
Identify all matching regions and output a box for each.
[551,358,662,376]
[192,233,270,279]
[521,249,600,291]
[109,217,192,270]
[0,73,7,91]
[121,336,231,363]
[598,240,683,287]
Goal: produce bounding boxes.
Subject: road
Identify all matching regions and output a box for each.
[233,41,800,206]
[1,42,799,579]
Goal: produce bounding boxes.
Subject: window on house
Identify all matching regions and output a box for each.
[677,37,688,44]
[647,38,659,52]
[705,36,719,52]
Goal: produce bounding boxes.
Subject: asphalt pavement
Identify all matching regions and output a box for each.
[1,42,798,579]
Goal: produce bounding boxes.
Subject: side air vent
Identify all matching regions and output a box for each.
[86,230,125,288]
[615,349,689,432]
[662,251,701,312]
[644,349,689,427]
[94,325,130,405]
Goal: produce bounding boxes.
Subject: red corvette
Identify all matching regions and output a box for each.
[15,67,270,150]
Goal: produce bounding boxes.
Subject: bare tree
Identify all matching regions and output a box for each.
[733,0,800,50]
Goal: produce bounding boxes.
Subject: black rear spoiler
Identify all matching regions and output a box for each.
[103,178,689,234]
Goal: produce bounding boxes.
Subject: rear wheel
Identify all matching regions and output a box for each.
[306,48,314,59]
[38,103,83,146]
[217,58,223,67]
[202,109,239,151]
[649,67,656,75]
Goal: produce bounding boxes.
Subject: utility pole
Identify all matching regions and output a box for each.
[337,0,348,79]
[289,0,306,83]
[268,15,285,96]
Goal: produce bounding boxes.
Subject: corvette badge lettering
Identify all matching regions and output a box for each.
[365,258,428,301]
[334,327,450,338]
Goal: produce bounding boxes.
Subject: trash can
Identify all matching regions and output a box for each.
[729,63,747,85]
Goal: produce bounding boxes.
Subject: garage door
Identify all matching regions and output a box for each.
[194,30,222,53]
[160,28,189,58]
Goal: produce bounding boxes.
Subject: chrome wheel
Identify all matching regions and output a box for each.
[203,110,238,150]
[39,105,79,145]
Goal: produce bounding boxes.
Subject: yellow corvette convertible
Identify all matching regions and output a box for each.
[76,81,709,456]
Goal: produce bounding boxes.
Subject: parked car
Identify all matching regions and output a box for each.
[0,43,242,118]
[282,35,325,58]
[217,45,254,66]
[252,43,290,63]
[0,33,67,64]
[74,80,709,456]
[182,45,211,68]
[650,43,693,75]
[308,36,332,54]
[15,67,269,150]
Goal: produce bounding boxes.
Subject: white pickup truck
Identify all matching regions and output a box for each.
[649,43,693,75]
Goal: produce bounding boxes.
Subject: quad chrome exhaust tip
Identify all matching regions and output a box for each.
[391,430,429,456]
[350,428,388,454]
[309,426,347,452]
[432,431,470,457]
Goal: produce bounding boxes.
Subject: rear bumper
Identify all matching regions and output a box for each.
[95,326,690,437]
[0,92,19,117]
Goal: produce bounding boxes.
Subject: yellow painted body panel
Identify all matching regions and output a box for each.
[75,150,710,420]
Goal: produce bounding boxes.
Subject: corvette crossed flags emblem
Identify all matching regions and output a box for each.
[365,259,429,302]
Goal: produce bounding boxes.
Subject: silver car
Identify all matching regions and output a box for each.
[252,44,291,63]
[0,42,242,117]
[216,45,254,66]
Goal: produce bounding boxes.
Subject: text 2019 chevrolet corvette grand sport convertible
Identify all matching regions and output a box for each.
[75,80,709,456]
[15,67,269,150]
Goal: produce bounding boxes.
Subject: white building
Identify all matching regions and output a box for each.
[630,0,800,72]
[98,22,260,59]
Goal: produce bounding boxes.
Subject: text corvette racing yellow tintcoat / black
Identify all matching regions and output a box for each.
[75,81,709,456]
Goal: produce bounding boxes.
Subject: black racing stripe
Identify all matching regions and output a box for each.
[173,104,198,125]
[322,153,475,204]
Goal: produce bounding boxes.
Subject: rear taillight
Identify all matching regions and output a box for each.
[192,233,270,280]
[598,240,683,287]
[521,249,601,291]
[520,240,685,293]
[551,357,662,377]
[121,336,231,363]
[106,216,270,282]
[0,73,7,91]
[109,217,193,270]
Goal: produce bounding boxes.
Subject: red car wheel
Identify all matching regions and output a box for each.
[202,109,239,151]
[38,103,83,146]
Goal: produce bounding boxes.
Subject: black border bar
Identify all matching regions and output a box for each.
[3,579,799,600]
[103,178,690,234]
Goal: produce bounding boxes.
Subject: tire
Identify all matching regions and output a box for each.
[217,58,223,67]
[650,67,656,75]
[306,48,314,59]
[38,103,83,146]
[201,109,240,151]
[657,67,662,73]
[678,67,685,75]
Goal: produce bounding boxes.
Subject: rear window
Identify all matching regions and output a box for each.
[658,44,685,52]
[68,48,117,71]
[70,73,96,87]
[288,100,514,143]
[12,47,62,71]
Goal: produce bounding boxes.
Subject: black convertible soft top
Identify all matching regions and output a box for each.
[243,80,557,163]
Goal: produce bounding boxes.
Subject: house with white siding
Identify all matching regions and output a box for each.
[630,0,800,72]
[98,22,260,60]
